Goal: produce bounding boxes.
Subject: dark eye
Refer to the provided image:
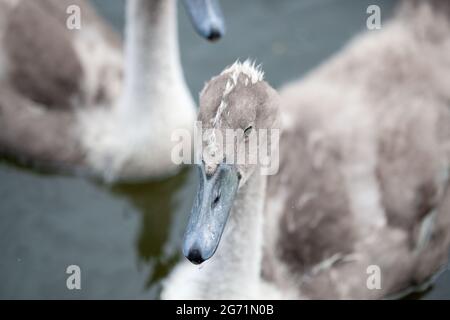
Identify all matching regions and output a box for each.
[244,126,253,136]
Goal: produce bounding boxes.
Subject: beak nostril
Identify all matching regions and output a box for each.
[213,195,220,206]
[212,189,221,208]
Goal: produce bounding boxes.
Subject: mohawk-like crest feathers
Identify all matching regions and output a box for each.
[205,59,265,128]
[198,60,269,171]
[221,59,265,85]
[200,59,264,99]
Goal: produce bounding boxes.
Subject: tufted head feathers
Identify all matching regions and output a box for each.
[197,60,280,181]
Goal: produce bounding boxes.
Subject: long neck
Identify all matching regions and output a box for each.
[197,172,267,299]
[121,0,187,110]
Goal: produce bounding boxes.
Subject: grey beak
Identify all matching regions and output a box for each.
[183,163,239,264]
[182,0,226,41]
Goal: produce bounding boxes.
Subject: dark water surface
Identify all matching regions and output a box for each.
[0,0,448,299]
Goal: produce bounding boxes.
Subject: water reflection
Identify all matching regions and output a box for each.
[109,168,197,293]
[0,159,196,299]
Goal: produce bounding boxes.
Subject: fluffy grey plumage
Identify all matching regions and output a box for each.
[163,0,450,299]
[0,0,197,181]
[0,0,122,171]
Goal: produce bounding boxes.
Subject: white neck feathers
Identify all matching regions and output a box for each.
[195,172,267,299]
[122,0,187,110]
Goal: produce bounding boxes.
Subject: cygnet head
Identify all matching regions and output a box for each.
[183,60,281,264]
